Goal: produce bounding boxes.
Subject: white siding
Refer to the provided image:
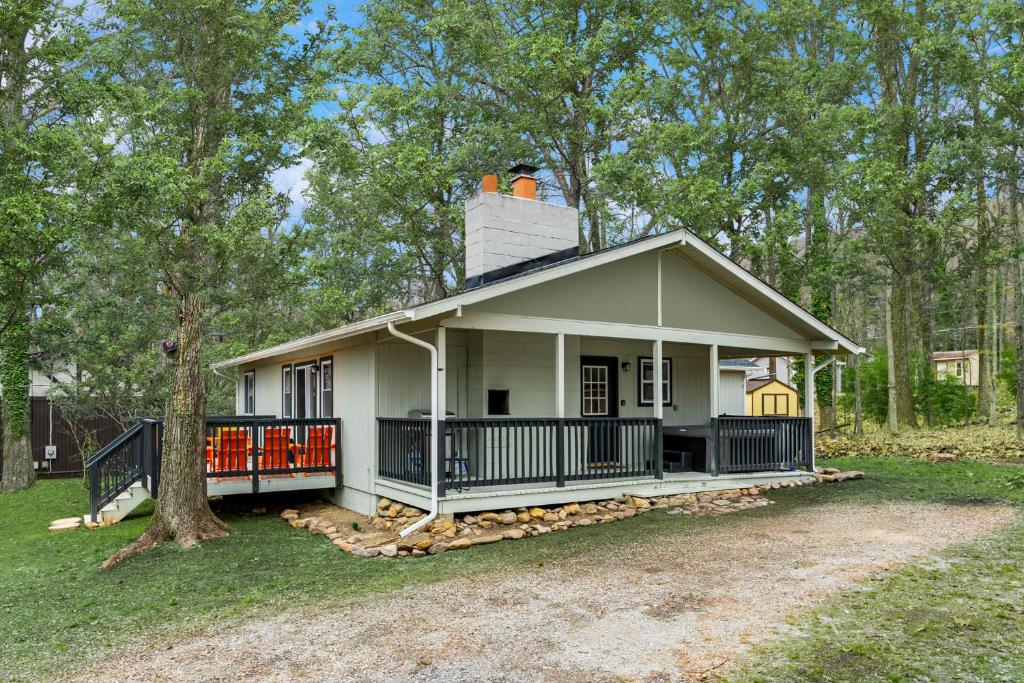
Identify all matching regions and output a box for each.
[376,342,431,418]
[337,342,376,496]
[242,363,282,417]
[480,330,557,417]
[718,370,747,416]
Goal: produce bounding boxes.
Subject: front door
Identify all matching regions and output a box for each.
[295,364,318,418]
[580,356,619,464]
[580,356,618,417]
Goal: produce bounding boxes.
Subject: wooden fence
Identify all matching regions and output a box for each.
[0,397,125,478]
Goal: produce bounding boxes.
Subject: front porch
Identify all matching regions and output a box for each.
[375,414,814,512]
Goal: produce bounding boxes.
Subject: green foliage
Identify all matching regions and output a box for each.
[839,349,980,428]
[0,316,30,439]
[999,348,1018,397]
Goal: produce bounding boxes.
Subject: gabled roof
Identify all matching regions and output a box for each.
[932,350,977,361]
[719,359,761,371]
[746,377,796,394]
[213,229,864,369]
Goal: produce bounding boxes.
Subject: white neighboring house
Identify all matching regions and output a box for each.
[718,359,761,415]
[83,165,863,523]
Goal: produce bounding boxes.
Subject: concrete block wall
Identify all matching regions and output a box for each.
[465,192,579,279]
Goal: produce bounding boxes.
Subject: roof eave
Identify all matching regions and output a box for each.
[210,310,412,370]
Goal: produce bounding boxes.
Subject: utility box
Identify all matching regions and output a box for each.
[45,445,58,460]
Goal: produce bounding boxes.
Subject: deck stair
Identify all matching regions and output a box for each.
[86,479,152,524]
[83,418,161,525]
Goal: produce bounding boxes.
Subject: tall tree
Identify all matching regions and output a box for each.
[304,0,513,306]
[97,0,330,567]
[0,0,92,492]
[990,0,1024,435]
[465,0,662,251]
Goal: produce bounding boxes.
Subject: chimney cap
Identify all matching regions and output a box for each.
[508,162,539,177]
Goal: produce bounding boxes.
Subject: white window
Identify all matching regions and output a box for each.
[243,371,255,415]
[581,364,609,416]
[955,361,963,378]
[282,365,293,418]
[638,357,672,406]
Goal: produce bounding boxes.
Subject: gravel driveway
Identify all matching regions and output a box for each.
[77,500,1013,683]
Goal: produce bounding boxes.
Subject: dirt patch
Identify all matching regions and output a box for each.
[74,501,1014,683]
[294,501,370,531]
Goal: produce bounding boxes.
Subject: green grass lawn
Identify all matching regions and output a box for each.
[2,458,1024,682]
[726,456,1024,683]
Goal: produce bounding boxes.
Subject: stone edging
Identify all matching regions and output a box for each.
[279,467,863,557]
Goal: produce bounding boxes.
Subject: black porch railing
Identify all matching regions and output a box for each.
[204,417,343,492]
[87,416,342,521]
[377,418,433,487]
[377,416,661,495]
[713,415,813,474]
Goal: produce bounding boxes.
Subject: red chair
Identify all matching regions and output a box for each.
[260,426,294,475]
[300,426,335,473]
[212,428,250,476]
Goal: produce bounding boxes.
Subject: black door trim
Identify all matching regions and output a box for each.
[579,355,619,417]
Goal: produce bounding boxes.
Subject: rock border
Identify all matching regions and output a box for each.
[281,467,863,558]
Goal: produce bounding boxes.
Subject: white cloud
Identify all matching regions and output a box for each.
[272,157,313,219]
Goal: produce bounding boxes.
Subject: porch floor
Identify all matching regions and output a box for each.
[374,469,812,515]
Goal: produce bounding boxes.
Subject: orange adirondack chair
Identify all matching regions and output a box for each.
[300,425,335,473]
[261,426,294,475]
[212,428,250,475]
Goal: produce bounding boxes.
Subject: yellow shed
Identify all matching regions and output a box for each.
[745,378,800,417]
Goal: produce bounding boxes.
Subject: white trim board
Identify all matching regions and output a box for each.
[440,311,813,354]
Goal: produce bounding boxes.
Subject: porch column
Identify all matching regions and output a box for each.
[436,327,447,498]
[555,332,565,418]
[708,344,719,418]
[555,332,566,487]
[653,339,664,479]
[653,339,663,420]
[437,327,447,418]
[708,343,719,477]
[805,351,815,472]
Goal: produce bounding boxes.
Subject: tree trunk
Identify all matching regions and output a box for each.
[102,292,226,568]
[1009,162,1024,438]
[0,312,35,493]
[889,273,916,429]
[987,274,998,424]
[977,269,992,419]
[885,284,899,433]
[919,280,935,428]
[853,351,864,435]
[853,289,864,435]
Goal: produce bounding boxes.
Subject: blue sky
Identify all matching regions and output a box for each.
[273,3,366,220]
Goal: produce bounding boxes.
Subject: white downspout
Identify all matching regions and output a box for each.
[387,321,439,538]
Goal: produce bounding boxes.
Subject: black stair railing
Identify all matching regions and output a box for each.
[86,421,147,522]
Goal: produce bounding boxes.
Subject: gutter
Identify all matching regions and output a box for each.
[386,321,439,538]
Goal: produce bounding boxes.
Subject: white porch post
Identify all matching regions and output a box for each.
[437,326,447,418]
[555,332,566,487]
[653,339,664,420]
[555,332,565,418]
[653,338,664,479]
[805,351,815,472]
[708,343,719,418]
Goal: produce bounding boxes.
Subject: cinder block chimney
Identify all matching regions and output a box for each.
[465,164,579,289]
